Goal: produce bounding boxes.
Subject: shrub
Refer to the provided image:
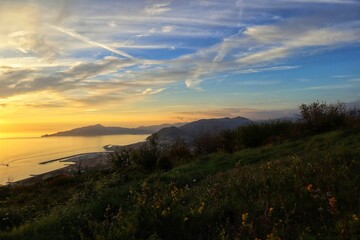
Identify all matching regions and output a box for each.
[218,129,237,153]
[299,101,347,133]
[168,138,192,163]
[112,148,133,169]
[157,155,173,171]
[134,133,161,171]
[135,143,158,170]
[236,120,296,148]
[193,132,222,155]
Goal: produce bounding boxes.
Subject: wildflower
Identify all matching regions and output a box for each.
[268,207,274,215]
[242,212,248,225]
[352,214,359,221]
[306,184,314,192]
[198,202,205,214]
[184,217,189,222]
[328,196,336,214]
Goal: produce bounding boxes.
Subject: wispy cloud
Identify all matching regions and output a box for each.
[144,2,172,15]
[177,107,299,120]
[161,25,175,33]
[48,24,135,59]
[142,88,166,95]
[0,0,359,122]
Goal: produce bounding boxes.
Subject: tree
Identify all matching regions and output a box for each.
[299,101,346,133]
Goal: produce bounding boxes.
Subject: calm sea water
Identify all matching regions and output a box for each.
[0,135,148,185]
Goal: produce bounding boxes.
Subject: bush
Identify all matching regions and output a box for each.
[299,101,347,133]
[218,129,237,153]
[112,148,133,169]
[168,138,192,163]
[236,120,296,148]
[192,132,222,155]
[135,143,158,170]
[134,134,160,171]
[157,155,173,171]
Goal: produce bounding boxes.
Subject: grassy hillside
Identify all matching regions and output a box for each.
[0,128,359,239]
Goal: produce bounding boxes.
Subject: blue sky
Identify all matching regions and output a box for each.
[0,0,359,134]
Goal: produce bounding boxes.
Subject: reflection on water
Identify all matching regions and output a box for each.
[0,135,148,184]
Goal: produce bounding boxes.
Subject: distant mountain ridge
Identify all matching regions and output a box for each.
[42,124,152,137]
[136,122,187,132]
[153,117,252,143]
[42,117,251,138]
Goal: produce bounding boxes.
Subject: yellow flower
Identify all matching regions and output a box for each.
[268,207,274,215]
[242,212,248,224]
[306,184,313,192]
[352,214,359,221]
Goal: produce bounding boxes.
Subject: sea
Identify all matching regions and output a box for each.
[0,134,149,185]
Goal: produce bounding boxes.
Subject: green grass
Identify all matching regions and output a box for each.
[1,129,359,239]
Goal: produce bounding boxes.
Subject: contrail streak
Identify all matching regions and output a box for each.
[48,24,135,59]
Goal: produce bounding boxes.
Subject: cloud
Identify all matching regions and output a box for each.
[238,47,289,64]
[1,0,359,112]
[288,0,358,4]
[142,88,166,95]
[237,23,360,65]
[8,31,58,60]
[0,56,136,98]
[302,83,356,90]
[84,109,99,112]
[0,3,58,59]
[161,25,175,33]
[48,24,135,59]
[144,2,172,15]
[54,0,71,24]
[177,107,299,120]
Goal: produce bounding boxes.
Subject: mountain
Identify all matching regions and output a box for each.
[155,126,192,143]
[136,122,187,132]
[41,118,251,138]
[42,124,152,137]
[152,117,252,143]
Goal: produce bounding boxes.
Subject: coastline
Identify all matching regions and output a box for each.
[9,151,115,186]
[39,152,111,164]
[8,141,147,186]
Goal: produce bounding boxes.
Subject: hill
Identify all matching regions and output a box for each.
[136,122,187,132]
[42,124,152,137]
[3,101,358,239]
[1,128,359,239]
[153,116,252,143]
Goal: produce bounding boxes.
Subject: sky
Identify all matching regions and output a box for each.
[0,0,359,137]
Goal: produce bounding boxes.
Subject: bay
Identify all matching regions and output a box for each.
[0,135,148,185]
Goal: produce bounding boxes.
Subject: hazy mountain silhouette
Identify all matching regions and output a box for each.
[42,124,152,137]
[153,117,252,143]
[42,117,251,138]
[136,122,187,132]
